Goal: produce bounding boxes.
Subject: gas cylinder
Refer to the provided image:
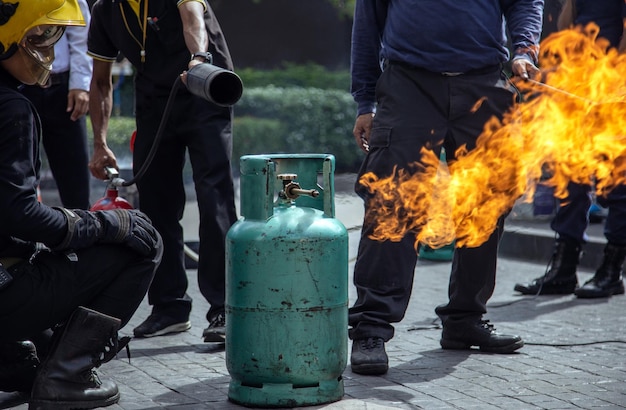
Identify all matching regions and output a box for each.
[226,154,348,408]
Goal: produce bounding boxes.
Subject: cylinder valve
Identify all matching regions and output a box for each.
[277,173,320,201]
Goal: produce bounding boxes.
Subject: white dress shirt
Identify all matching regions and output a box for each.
[51,0,92,91]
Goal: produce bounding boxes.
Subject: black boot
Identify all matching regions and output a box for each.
[575,243,626,298]
[29,306,124,410]
[514,238,581,295]
[0,340,40,392]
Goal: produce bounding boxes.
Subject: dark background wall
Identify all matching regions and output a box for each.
[211,0,352,69]
[542,0,563,40]
[86,0,562,71]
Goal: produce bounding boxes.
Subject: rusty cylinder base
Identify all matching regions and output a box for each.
[228,378,344,408]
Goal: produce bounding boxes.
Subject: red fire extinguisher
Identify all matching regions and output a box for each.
[90,167,134,211]
[90,130,137,211]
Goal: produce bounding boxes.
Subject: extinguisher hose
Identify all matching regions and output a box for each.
[118,76,183,187]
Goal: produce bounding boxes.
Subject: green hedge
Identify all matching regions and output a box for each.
[85,116,135,162]
[87,86,363,174]
[233,86,363,172]
[237,63,350,90]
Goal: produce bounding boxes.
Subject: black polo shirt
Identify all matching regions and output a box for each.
[88,0,233,98]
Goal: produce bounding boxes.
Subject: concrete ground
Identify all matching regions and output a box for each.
[2,175,624,410]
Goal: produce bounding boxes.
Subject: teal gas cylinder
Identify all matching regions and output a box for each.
[226,154,348,407]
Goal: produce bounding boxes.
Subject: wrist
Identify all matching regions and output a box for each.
[190,51,212,64]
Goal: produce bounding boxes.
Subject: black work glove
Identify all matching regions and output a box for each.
[52,208,161,257]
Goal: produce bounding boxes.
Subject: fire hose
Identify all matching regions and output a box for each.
[94,59,244,263]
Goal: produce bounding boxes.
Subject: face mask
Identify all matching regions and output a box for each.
[18,25,65,86]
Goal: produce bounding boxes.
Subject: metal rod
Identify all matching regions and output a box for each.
[525,78,597,104]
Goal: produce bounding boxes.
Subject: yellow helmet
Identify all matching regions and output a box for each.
[0,0,85,58]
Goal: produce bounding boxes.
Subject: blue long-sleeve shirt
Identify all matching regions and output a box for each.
[574,0,624,49]
[351,0,545,115]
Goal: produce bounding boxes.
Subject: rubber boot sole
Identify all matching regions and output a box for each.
[514,282,577,295]
[440,338,524,354]
[575,282,625,298]
[29,391,120,410]
[203,332,226,343]
[351,362,389,375]
[137,321,191,338]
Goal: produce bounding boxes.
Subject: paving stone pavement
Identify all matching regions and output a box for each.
[2,179,625,410]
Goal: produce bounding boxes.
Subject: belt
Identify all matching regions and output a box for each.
[48,71,69,86]
[0,257,24,269]
[389,60,502,77]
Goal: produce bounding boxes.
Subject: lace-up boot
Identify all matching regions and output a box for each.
[514,238,580,295]
[350,337,388,375]
[29,306,125,410]
[0,340,39,392]
[441,319,524,353]
[576,243,626,298]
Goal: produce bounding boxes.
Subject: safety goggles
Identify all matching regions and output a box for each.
[24,25,66,49]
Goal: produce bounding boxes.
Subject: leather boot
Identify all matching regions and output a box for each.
[29,306,124,410]
[575,243,626,298]
[0,340,39,392]
[514,238,581,295]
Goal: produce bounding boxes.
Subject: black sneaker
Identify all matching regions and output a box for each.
[440,320,524,353]
[133,314,191,338]
[350,337,389,375]
[202,312,225,342]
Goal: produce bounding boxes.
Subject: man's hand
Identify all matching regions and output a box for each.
[353,113,374,153]
[96,209,162,257]
[89,143,118,180]
[511,56,540,80]
[52,208,162,258]
[67,89,89,121]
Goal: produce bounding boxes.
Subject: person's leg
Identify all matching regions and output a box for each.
[514,181,590,295]
[551,182,592,243]
[0,340,39,393]
[0,245,158,339]
[184,102,237,342]
[40,83,91,209]
[0,243,159,397]
[183,104,237,311]
[29,306,123,409]
[130,99,192,337]
[435,69,523,353]
[21,81,91,209]
[576,184,626,297]
[349,63,448,374]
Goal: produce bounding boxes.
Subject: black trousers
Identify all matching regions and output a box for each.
[349,62,516,341]
[133,90,238,322]
[21,72,91,210]
[0,244,160,342]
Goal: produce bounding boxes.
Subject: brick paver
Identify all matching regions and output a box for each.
[2,188,625,409]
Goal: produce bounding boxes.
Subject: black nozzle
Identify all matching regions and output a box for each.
[186,63,243,107]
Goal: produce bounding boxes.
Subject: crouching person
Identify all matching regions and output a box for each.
[0,1,162,409]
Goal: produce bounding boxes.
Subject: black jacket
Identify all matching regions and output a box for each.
[0,70,66,259]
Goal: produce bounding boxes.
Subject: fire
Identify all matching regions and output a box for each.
[361,24,626,249]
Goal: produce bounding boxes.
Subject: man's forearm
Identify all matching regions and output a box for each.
[89,78,112,148]
[179,1,208,56]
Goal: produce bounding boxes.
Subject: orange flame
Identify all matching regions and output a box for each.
[361,24,626,249]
